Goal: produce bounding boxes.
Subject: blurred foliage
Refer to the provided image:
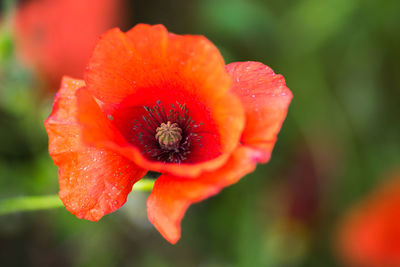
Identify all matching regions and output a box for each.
[0,0,400,266]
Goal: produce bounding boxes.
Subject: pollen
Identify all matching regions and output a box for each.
[155,121,182,150]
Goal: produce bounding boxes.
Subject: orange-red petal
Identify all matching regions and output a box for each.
[44,77,146,221]
[146,146,258,244]
[85,24,231,106]
[226,61,293,162]
[337,176,400,267]
[146,61,292,244]
[14,0,122,89]
[80,25,245,177]
[76,86,244,178]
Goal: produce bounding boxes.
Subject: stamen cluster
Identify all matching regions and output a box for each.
[132,101,203,163]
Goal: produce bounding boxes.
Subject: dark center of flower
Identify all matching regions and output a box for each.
[131,100,204,164]
[155,121,182,150]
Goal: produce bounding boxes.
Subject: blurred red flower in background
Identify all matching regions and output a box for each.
[44,24,292,244]
[337,172,400,267]
[13,0,122,89]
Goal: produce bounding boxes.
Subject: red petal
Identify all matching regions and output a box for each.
[14,0,122,89]
[226,61,292,162]
[146,61,292,244]
[77,86,245,178]
[146,146,257,244]
[85,24,231,106]
[79,25,245,177]
[44,77,146,221]
[337,176,400,267]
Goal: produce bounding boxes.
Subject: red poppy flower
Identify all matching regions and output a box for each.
[337,174,400,267]
[14,0,122,89]
[44,24,292,244]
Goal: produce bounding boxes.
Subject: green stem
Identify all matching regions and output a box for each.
[132,178,155,191]
[0,195,63,215]
[0,178,155,215]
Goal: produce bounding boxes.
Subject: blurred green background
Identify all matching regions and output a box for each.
[1,0,400,266]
